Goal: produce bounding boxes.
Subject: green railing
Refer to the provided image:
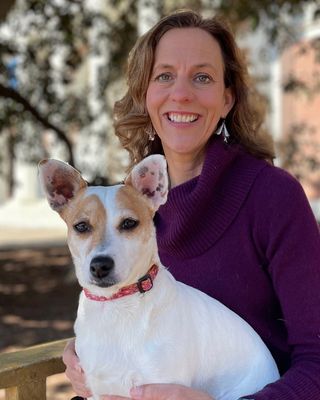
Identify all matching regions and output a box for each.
[0,339,69,400]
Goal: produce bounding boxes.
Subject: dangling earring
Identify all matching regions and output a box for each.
[146,124,156,141]
[215,119,230,143]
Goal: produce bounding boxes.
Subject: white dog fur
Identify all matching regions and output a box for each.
[39,155,279,400]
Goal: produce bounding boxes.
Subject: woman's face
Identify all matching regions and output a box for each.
[146,27,234,161]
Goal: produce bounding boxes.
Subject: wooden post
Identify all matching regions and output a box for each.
[5,378,46,400]
[0,339,71,400]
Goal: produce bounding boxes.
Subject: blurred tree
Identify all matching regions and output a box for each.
[278,36,320,200]
[0,0,316,191]
[0,0,137,186]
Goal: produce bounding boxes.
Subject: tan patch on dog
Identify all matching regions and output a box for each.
[61,191,106,256]
[117,186,154,242]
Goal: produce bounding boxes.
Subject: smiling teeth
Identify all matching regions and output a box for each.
[168,113,198,123]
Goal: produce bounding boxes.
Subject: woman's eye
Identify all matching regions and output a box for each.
[194,74,212,84]
[74,221,91,233]
[120,218,139,231]
[155,73,172,82]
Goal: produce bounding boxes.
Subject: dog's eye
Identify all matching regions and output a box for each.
[120,218,139,231]
[74,221,91,233]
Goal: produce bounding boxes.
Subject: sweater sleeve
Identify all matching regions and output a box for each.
[246,168,320,400]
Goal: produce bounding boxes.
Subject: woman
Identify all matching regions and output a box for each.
[64,10,320,400]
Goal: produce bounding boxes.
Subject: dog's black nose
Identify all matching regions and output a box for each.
[70,397,86,400]
[90,256,114,279]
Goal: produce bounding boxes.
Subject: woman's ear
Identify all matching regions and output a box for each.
[222,87,235,117]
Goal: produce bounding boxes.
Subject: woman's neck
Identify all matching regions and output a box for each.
[165,150,205,188]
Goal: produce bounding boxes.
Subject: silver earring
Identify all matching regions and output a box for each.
[215,120,230,143]
[146,124,156,141]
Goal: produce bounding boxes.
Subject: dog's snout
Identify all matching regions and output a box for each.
[90,256,114,279]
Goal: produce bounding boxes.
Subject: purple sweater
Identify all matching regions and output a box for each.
[155,135,320,399]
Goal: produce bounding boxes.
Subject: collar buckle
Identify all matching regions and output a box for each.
[137,273,153,293]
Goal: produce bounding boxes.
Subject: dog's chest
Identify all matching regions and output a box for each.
[74,296,170,396]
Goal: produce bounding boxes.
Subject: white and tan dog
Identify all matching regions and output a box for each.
[39,155,279,400]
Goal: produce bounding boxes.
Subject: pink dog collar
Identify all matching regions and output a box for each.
[83,264,159,301]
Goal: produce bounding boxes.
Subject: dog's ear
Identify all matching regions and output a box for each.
[125,155,168,211]
[38,159,87,212]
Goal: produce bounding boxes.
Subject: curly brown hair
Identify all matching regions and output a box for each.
[114,9,275,170]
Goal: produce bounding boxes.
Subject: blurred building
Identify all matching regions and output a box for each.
[239,2,320,221]
[279,7,320,218]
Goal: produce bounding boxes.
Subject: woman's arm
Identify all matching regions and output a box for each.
[248,170,320,399]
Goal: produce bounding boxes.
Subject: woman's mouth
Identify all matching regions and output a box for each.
[167,112,199,123]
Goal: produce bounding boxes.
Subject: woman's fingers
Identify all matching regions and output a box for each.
[62,338,92,397]
[129,384,214,400]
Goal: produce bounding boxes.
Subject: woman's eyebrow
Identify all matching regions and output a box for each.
[193,63,219,74]
[153,63,217,71]
[152,63,174,71]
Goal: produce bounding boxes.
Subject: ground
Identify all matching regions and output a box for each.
[0,243,80,399]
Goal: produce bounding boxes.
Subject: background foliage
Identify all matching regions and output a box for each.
[0,0,316,191]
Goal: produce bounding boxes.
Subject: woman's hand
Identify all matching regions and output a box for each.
[62,338,92,398]
[101,383,214,400]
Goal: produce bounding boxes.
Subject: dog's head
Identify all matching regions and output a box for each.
[38,155,168,295]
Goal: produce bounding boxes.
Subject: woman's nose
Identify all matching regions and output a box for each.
[169,78,194,103]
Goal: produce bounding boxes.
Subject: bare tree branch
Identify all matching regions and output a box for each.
[0,82,74,166]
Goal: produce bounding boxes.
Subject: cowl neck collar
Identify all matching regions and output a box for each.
[155,136,267,259]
